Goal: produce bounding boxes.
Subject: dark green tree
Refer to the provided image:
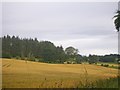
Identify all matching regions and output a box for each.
[56,46,66,63]
[65,46,78,56]
[65,46,79,63]
[88,54,99,64]
[76,54,83,64]
[113,10,120,32]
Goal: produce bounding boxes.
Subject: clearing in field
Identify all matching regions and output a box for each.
[2,59,118,88]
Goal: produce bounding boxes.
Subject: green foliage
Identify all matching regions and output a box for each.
[65,46,78,56]
[2,35,119,64]
[65,46,79,63]
[76,54,83,64]
[99,54,118,63]
[88,54,99,64]
[113,10,120,32]
[15,56,21,59]
[2,35,67,63]
[103,64,109,67]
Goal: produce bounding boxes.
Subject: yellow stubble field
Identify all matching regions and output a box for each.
[2,58,118,88]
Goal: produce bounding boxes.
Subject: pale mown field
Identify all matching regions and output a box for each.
[2,58,118,88]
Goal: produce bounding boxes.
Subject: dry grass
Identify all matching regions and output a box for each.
[2,58,118,88]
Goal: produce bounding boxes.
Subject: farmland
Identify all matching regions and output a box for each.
[2,58,118,88]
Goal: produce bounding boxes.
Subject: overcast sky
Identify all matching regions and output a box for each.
[2,2,118,55]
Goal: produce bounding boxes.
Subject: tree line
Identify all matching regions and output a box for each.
[1,35,119,64]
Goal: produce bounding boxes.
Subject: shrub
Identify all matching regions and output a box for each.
[21,57,25,60]
[89,62,92,64]
[79,62,82,64]
[103,64,109,67]
[101,64,109,67]
[16,56,21,59]
[101,64,103,66]
[88,61,96,64]
[118,66,120,69]
[29,57,35,61]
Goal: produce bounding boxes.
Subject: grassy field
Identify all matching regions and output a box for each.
[2,58,118,88]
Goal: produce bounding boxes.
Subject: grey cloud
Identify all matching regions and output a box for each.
[2,2,118,55]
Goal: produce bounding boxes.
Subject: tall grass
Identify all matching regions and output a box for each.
[76,76,119,88]
[92,76,119,88]
[76,64,119,88]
